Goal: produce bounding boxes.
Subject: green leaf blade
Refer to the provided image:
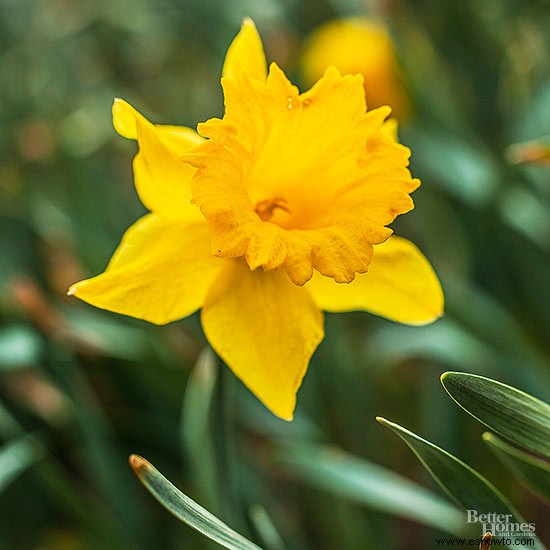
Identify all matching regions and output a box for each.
[441,372,550,456]
[130,455,262,550]
[376,417,522,519]
[483,432,550,503]
[376,417,545,549]
[180,348,219,513]
[249,505,286,550]
[0,434,45,494]
[274,442,465,535]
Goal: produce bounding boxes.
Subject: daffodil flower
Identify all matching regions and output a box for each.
[301,18,410,119]
[69,19,443,420]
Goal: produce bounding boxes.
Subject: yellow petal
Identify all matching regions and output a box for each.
[113,97,146,139]
[306,236,443,325]
[68,214,223,325]
[222,17,267,83]
[201,261,324,420]
[112,98,204,222]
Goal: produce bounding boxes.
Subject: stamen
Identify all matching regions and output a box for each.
[254,197,291,222]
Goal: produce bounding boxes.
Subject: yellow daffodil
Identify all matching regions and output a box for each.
[69,18,443,420]
[301,17,410,119]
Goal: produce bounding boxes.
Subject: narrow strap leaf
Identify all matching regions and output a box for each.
[130,455,262,550]
[376,417,545,549]
[483,432,550,504]
[274,441,465,534]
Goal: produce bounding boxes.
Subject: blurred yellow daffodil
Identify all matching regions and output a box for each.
[69,18,442,420]
[301,17,410,119]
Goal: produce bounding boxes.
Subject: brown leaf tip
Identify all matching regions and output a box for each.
[129,454,148,474]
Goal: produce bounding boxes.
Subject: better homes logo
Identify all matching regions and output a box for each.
[467,511,536,537]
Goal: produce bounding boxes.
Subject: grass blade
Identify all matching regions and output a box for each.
[249,505,286,550]
[180,348,219,512]
[0,434,44,493]
[130,454,262,550]
[0,400,136,547]
[441,372,550,456]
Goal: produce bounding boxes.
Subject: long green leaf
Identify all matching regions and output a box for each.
[130,455,261,550]
[376,418,545,548]
[249,505,286,550]
[274,442,465,534]
[441,372,550,456]
[0,434,44,493]
[0,401,135,547]
[483,432,550,503]
[47,355,149,541]
[180,348,219,513]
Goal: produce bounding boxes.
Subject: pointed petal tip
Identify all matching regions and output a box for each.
[251,382,297,422]
[223,16,267,82]
[112,97,139,139]
[274,408,294,422]
[407,306,444,326]
[112,97,130,114]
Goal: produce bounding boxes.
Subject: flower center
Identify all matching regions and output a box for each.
[254,197,291,222]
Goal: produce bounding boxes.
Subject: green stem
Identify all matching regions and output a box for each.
[214,360,248,535]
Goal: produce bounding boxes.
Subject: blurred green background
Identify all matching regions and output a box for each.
[1,0,549,548]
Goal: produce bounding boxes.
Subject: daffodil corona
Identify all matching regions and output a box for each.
[69,19,443,420]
